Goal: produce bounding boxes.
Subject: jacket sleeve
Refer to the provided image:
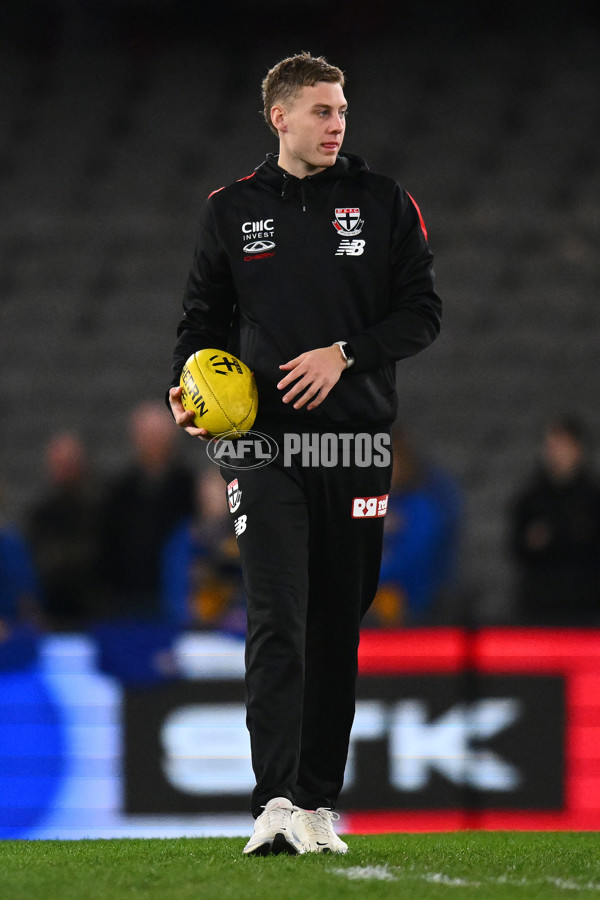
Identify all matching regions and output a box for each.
[347,186,442,374]
[169,199,237,391]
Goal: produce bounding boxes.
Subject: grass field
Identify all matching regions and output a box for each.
[1,832,600,900]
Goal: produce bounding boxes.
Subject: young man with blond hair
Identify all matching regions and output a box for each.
[169,52,441,855]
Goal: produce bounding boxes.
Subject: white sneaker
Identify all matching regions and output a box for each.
[291,807,348,854]
[243,797,304,856]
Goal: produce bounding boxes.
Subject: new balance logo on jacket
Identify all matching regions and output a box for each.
[336,239,365,256]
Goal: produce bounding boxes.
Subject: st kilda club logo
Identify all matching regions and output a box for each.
[333,207,364,236]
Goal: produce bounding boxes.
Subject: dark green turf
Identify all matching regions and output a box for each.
[1,832,599,899]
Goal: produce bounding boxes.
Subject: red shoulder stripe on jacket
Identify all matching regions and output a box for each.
[208,171,255,199]
[407,192,428,242]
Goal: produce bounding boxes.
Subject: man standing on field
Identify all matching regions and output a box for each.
[168,52,441,855]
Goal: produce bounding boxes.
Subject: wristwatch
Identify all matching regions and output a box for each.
[334,340,355,369]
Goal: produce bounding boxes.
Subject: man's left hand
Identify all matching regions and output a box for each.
[277,345,346,411]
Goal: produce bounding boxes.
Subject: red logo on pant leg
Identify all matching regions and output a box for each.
[352,494,388,518]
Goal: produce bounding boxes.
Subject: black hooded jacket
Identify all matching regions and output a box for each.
[170,152,442,428]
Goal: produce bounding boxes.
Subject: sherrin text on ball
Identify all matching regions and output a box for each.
[179,349,258,437]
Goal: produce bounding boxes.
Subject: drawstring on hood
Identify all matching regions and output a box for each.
[281,172,309,212]
[300,180,307,213]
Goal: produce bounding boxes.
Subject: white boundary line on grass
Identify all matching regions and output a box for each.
[331,866,397,882]
[331,866,600,892]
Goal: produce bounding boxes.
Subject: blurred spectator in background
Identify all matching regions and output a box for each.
[0,478,43,673]
[365,429,463,627]
[161,466,245,635]
[509,415,600,627]
[27,432,101,630]
[99,400,195,618]
[0,479,41,630]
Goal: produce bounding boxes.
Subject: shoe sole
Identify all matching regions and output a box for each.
[304,845,348,854]
[243,832,300,857]
[271,832,300,855]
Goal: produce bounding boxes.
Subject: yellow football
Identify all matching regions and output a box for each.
[179,349,258,437]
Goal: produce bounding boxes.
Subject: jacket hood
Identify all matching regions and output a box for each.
[254,152,369,202]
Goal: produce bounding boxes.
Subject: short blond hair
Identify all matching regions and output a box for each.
[261,51,345,135]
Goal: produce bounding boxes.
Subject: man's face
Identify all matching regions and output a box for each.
[273,81,347,178]
[543,428,584,481]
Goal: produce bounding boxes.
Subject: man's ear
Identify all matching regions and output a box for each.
[271,104,287,133]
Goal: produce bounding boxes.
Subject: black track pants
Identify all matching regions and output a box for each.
[220,430,392,816]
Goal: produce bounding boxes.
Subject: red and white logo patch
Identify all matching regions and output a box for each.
[333,207,364,236]
[352,494,388,518]
[227,478,242,513]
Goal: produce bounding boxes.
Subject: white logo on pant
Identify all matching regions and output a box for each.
[234,514,247,536]
[352,494,388,518]
[336,239,365,256]
[227,478,242,513]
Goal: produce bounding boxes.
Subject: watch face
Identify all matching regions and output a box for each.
[336,341,354,366]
